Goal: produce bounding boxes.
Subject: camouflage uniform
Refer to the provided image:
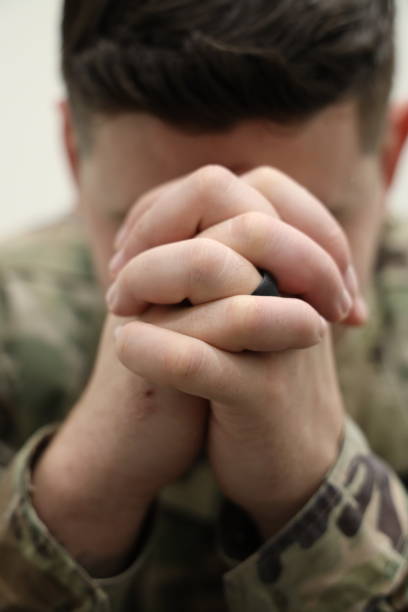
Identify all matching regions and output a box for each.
[0,214,408,611]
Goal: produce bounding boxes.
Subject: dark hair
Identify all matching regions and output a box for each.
[62,0,395,150]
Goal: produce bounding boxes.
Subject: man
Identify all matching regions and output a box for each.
[1,0,408,609]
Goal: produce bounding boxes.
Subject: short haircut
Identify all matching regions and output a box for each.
[62,0,395,151]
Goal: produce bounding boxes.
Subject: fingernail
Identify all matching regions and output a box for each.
[319,316,328,339]
[354,296,369,322]
[106,284,119,310]
[344,265,359,298]
[109,250,125,275]
[338,289,353,320]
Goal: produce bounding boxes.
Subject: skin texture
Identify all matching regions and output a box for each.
[78,104,382,289]
[106,163,357,539]
[32,100,408,576]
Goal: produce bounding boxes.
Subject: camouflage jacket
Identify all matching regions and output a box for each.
[0,214,408,611]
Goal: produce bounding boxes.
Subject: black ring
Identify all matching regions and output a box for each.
[251,270,280,297]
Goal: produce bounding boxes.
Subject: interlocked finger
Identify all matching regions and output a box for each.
[141,296,327,353]
[198,212,351,322]
[242,167,356,295]
[107,238,261,316]
[110,165,278,275]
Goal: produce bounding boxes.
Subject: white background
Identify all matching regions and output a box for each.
[1,0,408,238]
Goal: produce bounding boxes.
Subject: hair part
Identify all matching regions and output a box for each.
[62,0,395,152]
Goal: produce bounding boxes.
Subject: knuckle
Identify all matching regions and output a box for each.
[244,297,269,335]
[225,296,247,331]
[166,344,206,381]
[125,213,154,254]
[245,165,283,187]
[192,165,235,199]
[233,211,269,250]
[228,295,267,337]
[188,238,224,286]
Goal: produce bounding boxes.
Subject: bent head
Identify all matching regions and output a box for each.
[60,0,408,289]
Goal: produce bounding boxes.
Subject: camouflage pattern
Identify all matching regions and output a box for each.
[0,215,408,610]
[0,215,105,450]
[336,220,408,474]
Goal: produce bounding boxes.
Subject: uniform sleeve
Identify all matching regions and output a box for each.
[221,418,408,612]
[0,427,154,611]
[0,219,135,609]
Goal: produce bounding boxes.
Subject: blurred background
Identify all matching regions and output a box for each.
[1,0,408,238]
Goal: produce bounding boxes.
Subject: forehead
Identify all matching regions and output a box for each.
[84,101,365,209]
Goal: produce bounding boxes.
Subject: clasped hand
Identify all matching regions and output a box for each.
[106,165,366,537]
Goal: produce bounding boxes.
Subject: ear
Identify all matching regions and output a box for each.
[58,99,80,186]
[382,102,408,188]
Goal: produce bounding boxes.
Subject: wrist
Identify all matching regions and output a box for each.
[32,420,155,577]
[245,427,344,540]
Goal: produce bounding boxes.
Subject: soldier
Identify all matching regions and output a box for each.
[1,0,408,610]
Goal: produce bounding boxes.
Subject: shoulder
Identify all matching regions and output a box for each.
[0,216,105,444]
[0,214,104,337]
[0,214,94,278]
